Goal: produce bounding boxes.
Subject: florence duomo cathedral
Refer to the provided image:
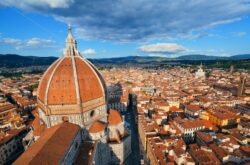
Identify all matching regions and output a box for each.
[37,24,107,129]
[13,25,131,165]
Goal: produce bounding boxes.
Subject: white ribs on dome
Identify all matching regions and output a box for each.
[37,25,107,128]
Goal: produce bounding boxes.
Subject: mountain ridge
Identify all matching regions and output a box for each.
[0,53,249,67]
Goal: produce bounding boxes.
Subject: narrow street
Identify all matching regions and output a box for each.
[124,96,141,165]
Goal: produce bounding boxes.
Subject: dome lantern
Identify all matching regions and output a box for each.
[64,24,80,57]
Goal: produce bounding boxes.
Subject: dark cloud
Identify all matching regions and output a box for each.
[1,0,250,41]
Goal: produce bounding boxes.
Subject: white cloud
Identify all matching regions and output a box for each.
[1,0,73,8]
[26,38,54,47]
[207,18,242,27]
[81,48,96,55]
[231,32,247,37]
[0,37,55,49]
[140,43,186,54]
[1,38,22,45]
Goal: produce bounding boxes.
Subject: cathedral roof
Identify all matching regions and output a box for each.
[13,122,80,165]
[88,120,106,133]
[108,109,123,126]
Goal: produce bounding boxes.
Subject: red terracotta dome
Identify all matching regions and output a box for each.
[37,25,106,117]
[38,56,105,105]
[108,109,123,126]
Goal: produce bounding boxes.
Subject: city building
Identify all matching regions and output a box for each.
[184,104,201,118]
[195,64,206,79]
[173,117,205,143]
[206,107,240,127]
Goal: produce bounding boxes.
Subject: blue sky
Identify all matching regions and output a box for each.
[0,0,250,58]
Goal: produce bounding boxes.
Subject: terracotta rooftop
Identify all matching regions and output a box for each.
[148,137,168,165]
[14,122,80,165]
[200,120,214,130]
[209,143,228,160]
[88,120,106,133]
[173,147,186,157]
[169,106,183,112]
[240,146,250,156]
[189,144,220,165]
[108,109,123,126]
[186,104,201,112]
[196,131,213,144]
[30,116,46,137]
[175,117,204,129]
[0,103,16,113]
[208,108,239,120]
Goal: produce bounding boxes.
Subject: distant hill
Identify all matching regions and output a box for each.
[91,56,168,64]
[0,54,57,67]
[0,53,249,67]
[92,54,250,64]
[176,54,250,61]
[176,54,224,60]
[229,54,250,60]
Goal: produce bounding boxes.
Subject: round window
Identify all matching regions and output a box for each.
[90,110,95,118]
